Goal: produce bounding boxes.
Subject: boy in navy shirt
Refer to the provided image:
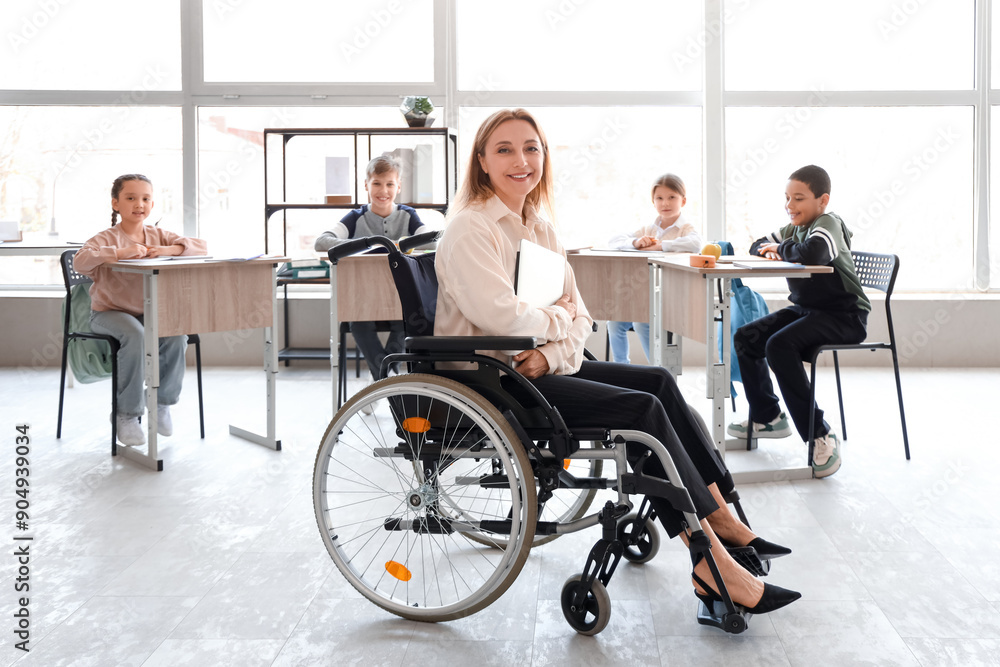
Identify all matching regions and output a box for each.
[315,156,434,408]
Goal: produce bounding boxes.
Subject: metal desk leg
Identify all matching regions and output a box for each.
[329,263,340,417]
[118,270,164,471]
[719,275,813,484]
[650,263,683,377]
[230,264,282,450]
[706,276,727,461]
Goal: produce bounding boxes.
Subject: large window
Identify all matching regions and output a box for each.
[726,107,974,291]
[725,0,974,91]
[456,0,703,92]
[458,107,702,250]
[202,0,434,83]
[0,1,997,292]
[0,106,182,285]
[0,1,181,90]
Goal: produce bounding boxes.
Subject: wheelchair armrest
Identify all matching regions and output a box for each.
[404,335,536,353]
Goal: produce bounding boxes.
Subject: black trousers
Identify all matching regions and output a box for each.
[351,321,405,379]
[734,305,867,442]
[527,361,727,538]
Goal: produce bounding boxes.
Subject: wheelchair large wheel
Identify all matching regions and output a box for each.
[313,374,537,622]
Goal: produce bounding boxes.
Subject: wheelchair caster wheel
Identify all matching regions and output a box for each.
[617,514,660,564]
[723,613,747,634]
[561,574,611,635]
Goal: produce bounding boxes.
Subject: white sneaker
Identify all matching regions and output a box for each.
[156,405,173,437]
[116,414,145,446]
[727,411,793,439]
[812,432,842,478]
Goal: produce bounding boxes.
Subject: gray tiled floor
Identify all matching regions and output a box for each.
[1,365,998,666]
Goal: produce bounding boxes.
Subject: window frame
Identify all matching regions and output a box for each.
[0,0,995,291]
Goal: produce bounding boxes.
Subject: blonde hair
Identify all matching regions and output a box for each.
[454,108,554,217]
[651,173,686,199]
[368,154,403,181]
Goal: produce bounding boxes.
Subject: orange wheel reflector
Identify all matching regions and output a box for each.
[563,459,572,470]
[385,560,412,581]
[402,417,431,433]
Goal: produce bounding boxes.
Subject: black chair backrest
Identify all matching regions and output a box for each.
[852,251,898,296]
[387,251,438,337]
[60,249,92,294]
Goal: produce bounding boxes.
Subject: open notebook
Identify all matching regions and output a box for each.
[514,239,566,308]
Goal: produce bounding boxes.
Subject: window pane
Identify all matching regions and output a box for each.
[0,106,182,286]
[725,0,973,91]
[198,106,451,259]
[203,0,434,83]
[0,1,181,90]
[725,107,973,291]
[457,107,703,250]
[456,1,703,91]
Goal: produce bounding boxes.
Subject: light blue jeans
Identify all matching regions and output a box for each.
[90,310,187,417]
[607,321,651,364]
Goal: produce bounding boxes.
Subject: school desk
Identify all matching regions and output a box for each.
[111,257,286,471]
[648,254,833,483]
[326,253,402,414]
[328,249,833,483]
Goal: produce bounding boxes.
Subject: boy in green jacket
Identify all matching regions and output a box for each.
[730,165,871,478]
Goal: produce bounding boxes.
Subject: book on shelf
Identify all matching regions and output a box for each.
[325,157,351,204]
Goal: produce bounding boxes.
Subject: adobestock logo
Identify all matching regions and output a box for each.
[7,0,72,54]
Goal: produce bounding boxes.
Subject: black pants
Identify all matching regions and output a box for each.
[526,361,727,538]
[351,321,405,379]
[734,305,867,442]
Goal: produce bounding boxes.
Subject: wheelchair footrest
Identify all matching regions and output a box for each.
[696,599,749,634]
[725,545,770,577]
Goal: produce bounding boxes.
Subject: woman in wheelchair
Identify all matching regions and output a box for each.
[434,109,801,620]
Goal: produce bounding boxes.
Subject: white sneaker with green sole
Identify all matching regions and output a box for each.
[812,432,842,478]
[727,411,793,439]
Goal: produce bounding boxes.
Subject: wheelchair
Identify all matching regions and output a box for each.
[313,234,772,635]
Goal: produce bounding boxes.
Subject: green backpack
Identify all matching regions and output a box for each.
[62,283,114,383]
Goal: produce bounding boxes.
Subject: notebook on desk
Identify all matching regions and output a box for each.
[514,239,565,308]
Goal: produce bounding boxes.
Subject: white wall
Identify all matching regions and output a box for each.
[3,292,997,373]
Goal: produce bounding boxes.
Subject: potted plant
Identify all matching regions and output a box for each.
[400,96,435,127]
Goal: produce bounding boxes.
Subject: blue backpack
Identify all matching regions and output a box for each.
[716,241,769,396]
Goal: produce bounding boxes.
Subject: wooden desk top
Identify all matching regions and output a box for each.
[651,254,833,343]
[650,254,834,277]
[110,257,287,337]
[567,250,666,322]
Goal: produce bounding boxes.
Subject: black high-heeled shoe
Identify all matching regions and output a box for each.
[720,536,792,560]
[692,572,801,615]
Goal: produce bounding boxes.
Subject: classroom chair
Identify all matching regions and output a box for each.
[805,251,909,463]
[57,250,205,454]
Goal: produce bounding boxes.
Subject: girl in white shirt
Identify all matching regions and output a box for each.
[607,174,702,363]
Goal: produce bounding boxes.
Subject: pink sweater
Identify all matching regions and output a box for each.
[435,196,593,376]
[73,225,208,316]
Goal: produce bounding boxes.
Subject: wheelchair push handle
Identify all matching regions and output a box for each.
[327,236,397,263]
[399,230,441,254]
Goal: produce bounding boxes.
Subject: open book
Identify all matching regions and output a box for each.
[118,255,213,265]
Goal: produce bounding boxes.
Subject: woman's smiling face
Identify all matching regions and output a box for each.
[477,119,544,214]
